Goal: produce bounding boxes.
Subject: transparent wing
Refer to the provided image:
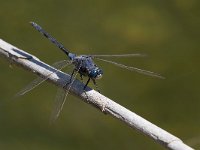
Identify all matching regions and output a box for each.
[50,88,67,123]
[50,65,81,123]
[95,58,164,79]
[15,60,72,97]
[90,53,146,58]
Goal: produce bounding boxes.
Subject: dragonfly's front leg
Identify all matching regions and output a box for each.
[92,79,100,93]
[91,79,106,112]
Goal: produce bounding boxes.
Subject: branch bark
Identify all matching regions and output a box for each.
[0,39,194,150]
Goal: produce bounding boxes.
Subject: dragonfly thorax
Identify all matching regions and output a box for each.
[73,55,103,79]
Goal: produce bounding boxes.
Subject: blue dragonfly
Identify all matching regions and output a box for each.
[16,22,164,122]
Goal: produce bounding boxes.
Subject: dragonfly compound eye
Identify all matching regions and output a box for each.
[96,69,103,79]
[89,68,103,79]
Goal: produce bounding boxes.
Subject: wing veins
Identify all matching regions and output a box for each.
[96,58,164,79]
[90,53,146,58]
[15,60,72,97]
[50,63,82,123]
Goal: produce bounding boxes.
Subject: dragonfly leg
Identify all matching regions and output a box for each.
[64,69,75,88]
[69,69,75,83]
[84,78,90,90]
[92,79,100,93]
[80,74,83,81]
[92,79,107,112]
[91,79,106,112]
[80,76,89,101]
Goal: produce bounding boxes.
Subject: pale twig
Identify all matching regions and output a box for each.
[0,39,194,150]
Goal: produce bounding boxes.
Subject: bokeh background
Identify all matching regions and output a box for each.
[0,0,200,149]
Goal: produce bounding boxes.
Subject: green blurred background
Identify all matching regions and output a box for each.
[0,0,200,149]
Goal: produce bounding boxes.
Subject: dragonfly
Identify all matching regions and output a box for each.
[16,22,164,122]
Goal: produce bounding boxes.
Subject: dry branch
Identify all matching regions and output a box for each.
[0,39,194,150]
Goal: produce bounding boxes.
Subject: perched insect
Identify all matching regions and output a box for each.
[16,22,164,122]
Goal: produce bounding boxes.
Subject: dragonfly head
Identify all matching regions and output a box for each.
[89,68,103,79]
